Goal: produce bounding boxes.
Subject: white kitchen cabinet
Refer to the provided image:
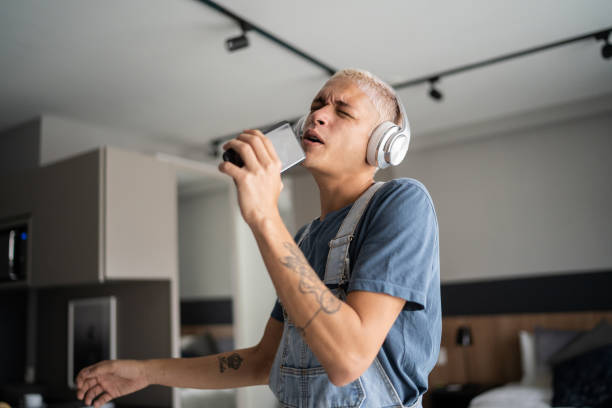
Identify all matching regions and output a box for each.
[31,146,177,286]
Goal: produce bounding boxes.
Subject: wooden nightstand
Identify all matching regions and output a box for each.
[429,383,499,408]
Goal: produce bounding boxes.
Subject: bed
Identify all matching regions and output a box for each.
[462,318,612,408]
[427,311,612,408]
[469,383,554,408]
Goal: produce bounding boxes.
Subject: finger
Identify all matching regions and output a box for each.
[94,392,113,408]
[259,133,281,164]
[77,378,98,400]
[76,365,95,387]
[77,378,99,400]
[84,384,104,406]
[245,129,281,165]
[236,132,272,166]
[218,160,245,181]
[222,139,259,170]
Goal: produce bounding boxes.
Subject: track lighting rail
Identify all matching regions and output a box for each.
[195,0,611,155]
[197,0,337,75]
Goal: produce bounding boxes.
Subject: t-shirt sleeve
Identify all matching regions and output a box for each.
[347,180,439,310]
[270,298,284,322]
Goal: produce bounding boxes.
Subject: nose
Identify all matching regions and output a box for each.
[310,105,332,127]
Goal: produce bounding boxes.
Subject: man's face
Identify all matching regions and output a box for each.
[300,78,380,176]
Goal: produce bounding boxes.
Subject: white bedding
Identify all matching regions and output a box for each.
[468,383,574,408]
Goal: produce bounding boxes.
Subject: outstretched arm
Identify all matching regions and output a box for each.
[76,318,282,408]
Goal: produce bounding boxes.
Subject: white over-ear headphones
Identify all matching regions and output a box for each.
[293,93,410,169]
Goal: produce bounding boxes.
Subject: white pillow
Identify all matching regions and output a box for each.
[519,330,537,386]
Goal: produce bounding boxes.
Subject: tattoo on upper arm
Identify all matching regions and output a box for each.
[218,353,243,373]
[280,242,341,334]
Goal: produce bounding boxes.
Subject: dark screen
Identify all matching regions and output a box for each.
[0,290,27,382]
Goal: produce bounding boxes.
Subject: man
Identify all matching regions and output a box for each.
[76,69,441,408]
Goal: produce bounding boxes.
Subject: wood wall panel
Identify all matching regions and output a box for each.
[428,311,612,387]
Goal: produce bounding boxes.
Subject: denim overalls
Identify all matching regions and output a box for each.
[269,182,423,408]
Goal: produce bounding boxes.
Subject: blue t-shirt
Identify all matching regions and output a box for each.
[270,178,441,405]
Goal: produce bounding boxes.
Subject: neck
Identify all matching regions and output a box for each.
[312,170,376,221]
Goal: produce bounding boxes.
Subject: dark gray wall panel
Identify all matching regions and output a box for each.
[36,281,172,407]
[441,270,612,316]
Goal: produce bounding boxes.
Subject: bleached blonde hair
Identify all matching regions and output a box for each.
[328,68,401,126]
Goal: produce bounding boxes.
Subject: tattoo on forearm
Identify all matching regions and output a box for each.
[281,242,341,334]
[218,353,243,373]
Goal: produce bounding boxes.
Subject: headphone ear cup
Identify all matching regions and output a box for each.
[293,115,308,142]
[385,132,410,166]
[367,121,397,168]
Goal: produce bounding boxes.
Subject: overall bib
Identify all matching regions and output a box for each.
[269,182,423,408]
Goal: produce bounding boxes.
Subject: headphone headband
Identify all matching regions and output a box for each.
[396,93,409,137]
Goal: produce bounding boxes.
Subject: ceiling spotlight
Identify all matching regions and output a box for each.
[595,30,612,60]
[428,77,443,101]
[226,34,248,52]
[226,21,251,52]
[603,42,612,59]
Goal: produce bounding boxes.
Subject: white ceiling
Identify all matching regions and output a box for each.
[1,0,611,157]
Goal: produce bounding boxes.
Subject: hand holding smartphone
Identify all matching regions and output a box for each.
[222,122,305,173]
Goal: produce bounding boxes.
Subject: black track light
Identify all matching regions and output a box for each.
[595,30,612,60]
[601,38,612,59]
[428,77,443,102]
[226,21,251,52]
[603,42,612,59]
[429,87,443,101]
[226,34,248,51]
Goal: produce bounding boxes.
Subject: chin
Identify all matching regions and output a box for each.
[301,158,323,173]
[301,154,318,169]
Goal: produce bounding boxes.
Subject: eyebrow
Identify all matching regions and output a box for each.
[312,96,354,110]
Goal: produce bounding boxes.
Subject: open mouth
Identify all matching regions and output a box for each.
[304,131,323,144]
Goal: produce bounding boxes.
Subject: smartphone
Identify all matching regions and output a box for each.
[222,122,305,173]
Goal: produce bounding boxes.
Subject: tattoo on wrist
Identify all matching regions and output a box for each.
[280,242,341,334]
[297,308,322,337]
[218,353,243,373]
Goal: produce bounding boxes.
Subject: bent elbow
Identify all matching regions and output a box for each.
[327,358,368,387]
[328,369,362,387]
[329,374,353,387]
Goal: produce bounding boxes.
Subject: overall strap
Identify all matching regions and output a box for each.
[296,221,313,247]
[323,181,386,285]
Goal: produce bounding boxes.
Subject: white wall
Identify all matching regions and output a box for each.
[393,109,612,283]
[289,166,395,229]
[178,187,234,299]
[289,170,320,229]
